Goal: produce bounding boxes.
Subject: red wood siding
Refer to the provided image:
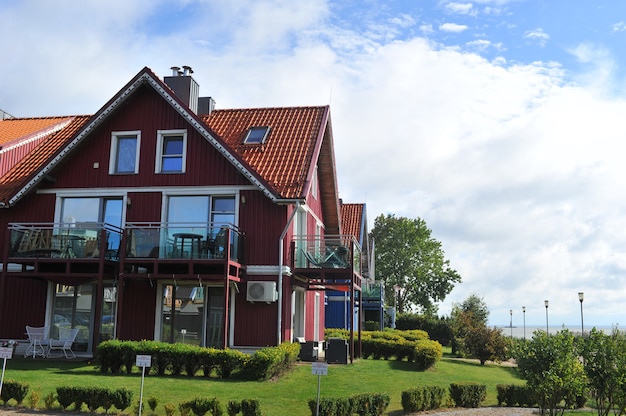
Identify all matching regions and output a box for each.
[233,285,278,346]
[126,192,162,223]
[118,279,157,341]
[45,86,250,191]
[238,190,288,265]
[0,276,47,339]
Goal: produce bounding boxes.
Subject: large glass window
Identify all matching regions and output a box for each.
[160,284,224,347]
[60,196,123,255]
[109,131,140,174]
[157,130,187,173]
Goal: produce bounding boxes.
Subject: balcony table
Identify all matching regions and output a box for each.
[172,233,203,259]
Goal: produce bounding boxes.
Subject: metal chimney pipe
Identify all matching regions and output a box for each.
[170,66,181,76]
[182,65,193,76]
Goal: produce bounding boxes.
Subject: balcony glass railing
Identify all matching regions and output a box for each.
[293,234,361,271]
[8,223,122,260]
[124,223,242,261]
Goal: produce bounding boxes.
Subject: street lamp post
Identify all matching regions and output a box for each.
[578,292,584,336]
[522,306,526,340]
[543,299,550,335]
[509,309,513,338]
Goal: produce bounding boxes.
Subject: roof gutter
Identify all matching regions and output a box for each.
[278,200,301,345]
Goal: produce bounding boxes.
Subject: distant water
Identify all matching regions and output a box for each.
[496,325,617,339]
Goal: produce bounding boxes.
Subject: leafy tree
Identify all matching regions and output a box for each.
[449,294,490,355]
[463,325,509,365]
[515,330,587,416]
[580,327,626,416]
[370,214,461,314]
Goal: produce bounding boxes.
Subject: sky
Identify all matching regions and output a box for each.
[2,0,626,329]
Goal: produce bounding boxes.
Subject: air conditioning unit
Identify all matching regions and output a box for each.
[246,281,278,303]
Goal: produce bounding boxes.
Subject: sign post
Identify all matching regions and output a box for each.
[136,354,152,416]
[311,362,328,416]
[0,346,14,398]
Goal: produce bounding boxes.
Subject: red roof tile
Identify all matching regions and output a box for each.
[341,203,365,240]
[0,117,74,146]
[0,116,91,205]
[203,106,329,200]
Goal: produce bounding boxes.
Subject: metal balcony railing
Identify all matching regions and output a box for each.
[8,222,122,260]
[124,222,242,262]
[293,234,361,272]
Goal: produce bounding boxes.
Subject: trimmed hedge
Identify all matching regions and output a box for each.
[96,340,299,380]
[0,380,28,405]
[449,382,486,408]
[307,393,390,416]
[55,386,132,412]
[325,328,442,370]
[401,385,447,412]
[496,384,537,407]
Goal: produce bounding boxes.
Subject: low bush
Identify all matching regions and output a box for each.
[180,397,222,416]
[0,380,29,405]
[449,382,486,408]
[308,393,390,416]
[97,340,297,380]
[55,386,132,412]
[496,384,536,407]
[401,385,447,412]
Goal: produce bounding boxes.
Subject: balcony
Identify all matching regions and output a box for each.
[8,222,122,260]
[124,223,242,262]
[293,235,361,270]
[291,235,362,291]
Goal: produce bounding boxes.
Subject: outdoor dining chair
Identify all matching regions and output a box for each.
[24,325,49,358]
[47,327,80,359]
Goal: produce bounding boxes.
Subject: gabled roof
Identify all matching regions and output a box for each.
[204,106,328,199]
[0,116,74,146]
[0,67,341,230]
[341,203,365,242]
[0,116,91,203]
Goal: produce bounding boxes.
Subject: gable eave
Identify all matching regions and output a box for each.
[9,67,282,206]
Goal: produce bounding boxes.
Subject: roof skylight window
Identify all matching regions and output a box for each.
[244,126,270,144]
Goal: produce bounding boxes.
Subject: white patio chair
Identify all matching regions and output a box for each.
[47,327,79,359]
[24,325,49,358]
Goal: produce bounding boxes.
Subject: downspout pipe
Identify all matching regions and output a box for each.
[278,201,301,345]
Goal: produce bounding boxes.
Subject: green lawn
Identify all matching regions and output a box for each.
[2,356,523,415]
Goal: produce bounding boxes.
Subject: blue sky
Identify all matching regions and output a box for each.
[2,0,626,329]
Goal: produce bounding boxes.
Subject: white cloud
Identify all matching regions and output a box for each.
[440,22,469,33]
[612,21,626,32]
[524,28,550,47]
[444,2,476,16]
[2,0,626,329]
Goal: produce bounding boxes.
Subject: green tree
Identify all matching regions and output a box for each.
[449,294,490,355]
[580,327,626,416]
[515,330,587,416]
[370,214,461,314]
[463,325,509,365]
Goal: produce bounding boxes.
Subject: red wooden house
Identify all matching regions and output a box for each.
[0,66,363,358]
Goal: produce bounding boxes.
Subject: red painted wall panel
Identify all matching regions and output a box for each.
[44,86,250,191]
[233,286,278,346]
[119,279,157,341]
[0,276,48,339]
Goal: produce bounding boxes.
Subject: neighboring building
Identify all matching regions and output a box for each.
[0,67,364,359]
[325,202,383,331]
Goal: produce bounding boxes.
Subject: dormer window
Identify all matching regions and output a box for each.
[243,126,270,144]
[156,129,187,173]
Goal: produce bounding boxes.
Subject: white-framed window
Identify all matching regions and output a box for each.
[156,129,187,173]
[109,131,140,174]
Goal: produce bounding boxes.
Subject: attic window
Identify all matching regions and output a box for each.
[244,126,270,144]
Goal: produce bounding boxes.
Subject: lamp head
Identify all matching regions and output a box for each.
[544,300,549,308]
[522,306,526,312]
[578,292,584,302]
